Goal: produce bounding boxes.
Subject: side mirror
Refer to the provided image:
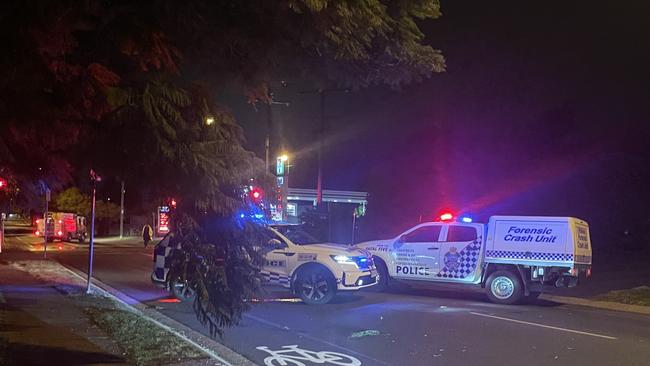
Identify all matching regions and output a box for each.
[267,238,284,249]
[393,235,406,249]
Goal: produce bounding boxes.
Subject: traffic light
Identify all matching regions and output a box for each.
[249,187,264,203]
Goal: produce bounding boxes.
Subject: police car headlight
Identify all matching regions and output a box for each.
[331,255,356,265]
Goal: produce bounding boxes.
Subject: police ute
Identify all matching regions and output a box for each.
[152,225,378,305]
[356,213,592,304]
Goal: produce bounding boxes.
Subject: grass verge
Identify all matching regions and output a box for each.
[594,286,650,307]
[84,297,205,366]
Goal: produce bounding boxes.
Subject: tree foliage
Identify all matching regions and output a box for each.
[0,0,445,336]
[54,188,91,216]
[53,187,119,221]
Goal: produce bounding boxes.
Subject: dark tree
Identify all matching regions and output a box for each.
[0,0,445,335]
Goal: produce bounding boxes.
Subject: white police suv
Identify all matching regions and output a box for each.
[152,225,378,305]
[258,225,378,304]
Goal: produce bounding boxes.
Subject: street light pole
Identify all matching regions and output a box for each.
[119,180,125,239]
[86,169,101,294]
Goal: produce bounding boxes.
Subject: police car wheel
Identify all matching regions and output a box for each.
[296,267,336,305]
[486,270,524,305]
[171,277,197,302]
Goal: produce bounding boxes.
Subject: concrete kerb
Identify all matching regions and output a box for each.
[59,264,258,366]
[539,294,650,315]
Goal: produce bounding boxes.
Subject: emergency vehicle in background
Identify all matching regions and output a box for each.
[35,212,87,243]
[356,213,592,304]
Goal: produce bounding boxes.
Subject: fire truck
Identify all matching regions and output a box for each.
[35,212,87,243]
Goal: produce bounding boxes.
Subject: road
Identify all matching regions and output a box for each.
[6,235,650,366]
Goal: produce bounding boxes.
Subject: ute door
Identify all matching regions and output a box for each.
[437,224,482,282]
[390,224,443,281]
[261,234,293,288]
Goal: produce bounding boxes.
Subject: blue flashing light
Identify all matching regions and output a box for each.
[240,213,245,218]
[460,216,473,223]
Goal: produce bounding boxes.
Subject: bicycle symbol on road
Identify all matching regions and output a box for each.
[256,345,362,366]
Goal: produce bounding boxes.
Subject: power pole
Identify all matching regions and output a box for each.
[298,87,349,206]
[119,181,125,238]
[43,188,50,259]
[265,103,271,173]
[316,90,324,206]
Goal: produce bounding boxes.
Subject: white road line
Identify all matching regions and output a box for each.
[244,313,392,366]
[470,311,617,340]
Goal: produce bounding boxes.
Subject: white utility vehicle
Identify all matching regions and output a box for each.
[356,214,592,304]
[152,225,378,305]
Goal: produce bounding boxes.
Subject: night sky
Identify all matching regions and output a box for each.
[228,0,649,245]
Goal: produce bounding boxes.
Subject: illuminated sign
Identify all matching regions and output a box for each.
[158,206,170,234]
[276,157,285,176]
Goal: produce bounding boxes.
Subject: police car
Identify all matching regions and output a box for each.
[152,225,378,305]
[356,212,592,304]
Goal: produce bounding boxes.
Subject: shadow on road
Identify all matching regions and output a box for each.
[371,283,565,308]
[0,341,126,366]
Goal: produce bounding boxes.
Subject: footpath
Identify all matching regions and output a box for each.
[540,250,650,315]
[0,251,223,366]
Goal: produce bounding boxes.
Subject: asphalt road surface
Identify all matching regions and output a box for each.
[8,235,650,366]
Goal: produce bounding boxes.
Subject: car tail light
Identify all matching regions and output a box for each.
[586,267,592,277]
[570,268,578,276]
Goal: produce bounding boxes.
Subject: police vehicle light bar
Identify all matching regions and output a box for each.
[439,213,453,221]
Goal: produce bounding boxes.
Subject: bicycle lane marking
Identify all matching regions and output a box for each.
[256,345,362,366]
[244,313,391,366]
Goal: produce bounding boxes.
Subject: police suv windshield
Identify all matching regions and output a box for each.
[272,226,322,245]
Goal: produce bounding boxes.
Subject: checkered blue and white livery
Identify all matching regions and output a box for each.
[261,270,291,287]
[436,238,482,279]
[152,234,175,282]
[486,250,573,261]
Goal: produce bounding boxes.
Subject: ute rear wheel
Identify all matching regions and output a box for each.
[486,270,524,305]
[295,266,336,305]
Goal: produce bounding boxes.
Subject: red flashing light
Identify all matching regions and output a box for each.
[171,199,177,208]
[250,187,264,202]
[158,298,181,303]
[57,231,63,236]
[0,178,5,188]
[440,213,454,221]
[35,231,40,236]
